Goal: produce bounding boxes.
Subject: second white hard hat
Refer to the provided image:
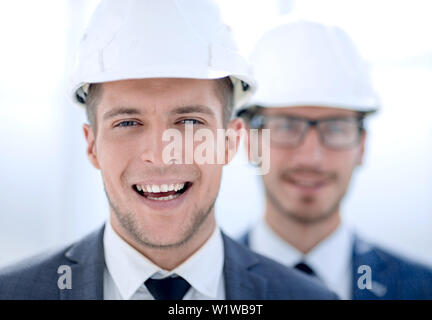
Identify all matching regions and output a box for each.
[249,20,379,113]
[70,0,255,110]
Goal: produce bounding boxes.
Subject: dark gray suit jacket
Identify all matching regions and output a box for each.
[0,225,338,300]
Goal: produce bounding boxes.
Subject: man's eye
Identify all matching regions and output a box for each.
[268,118,303,133]
[179,119,203,125]
[322,122,356,136]
[327,124,344,132]
[325,122,348,133]
[115,120,139,128]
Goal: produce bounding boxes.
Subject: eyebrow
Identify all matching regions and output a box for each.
[170,105,216,118]
[102,104,216,121]
[102,107,142,121]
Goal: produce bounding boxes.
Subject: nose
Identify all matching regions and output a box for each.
[139,125,169,165]
[291,128,325,166]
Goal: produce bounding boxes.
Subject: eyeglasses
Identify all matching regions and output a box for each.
[247,113,365,149]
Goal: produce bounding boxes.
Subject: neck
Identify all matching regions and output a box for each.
[110,213,216,270]
[265,200,341,254]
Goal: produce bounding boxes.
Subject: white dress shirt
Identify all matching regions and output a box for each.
[103,221,225,300]
[249,219,354,300]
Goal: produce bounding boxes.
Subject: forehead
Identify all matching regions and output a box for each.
[262,106,358,118]
[99,78,222,114]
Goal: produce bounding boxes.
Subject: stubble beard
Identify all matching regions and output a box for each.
[265,185,343,226]
[104,184,216,250]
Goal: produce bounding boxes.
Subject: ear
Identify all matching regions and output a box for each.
[83,124,101,169]
[356,131,367,166]
[224,118,245,165]
[243,123,253,162]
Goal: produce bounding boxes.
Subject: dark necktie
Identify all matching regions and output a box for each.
[144,276,191,300]
[294,262,316,276]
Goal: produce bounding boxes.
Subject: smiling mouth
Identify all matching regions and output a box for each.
[287,178,327,188]
[282,173,333,189]
[133,182,192,201]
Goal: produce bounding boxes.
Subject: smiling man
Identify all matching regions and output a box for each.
[0,1,337,300]
[86,79,229,263]
[238,20,432,300]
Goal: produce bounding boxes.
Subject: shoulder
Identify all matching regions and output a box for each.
[355,237,432,278]
[0,226,105,300]
[223,234,338,300]
[372,244,432,279]
[354,237,432,298]
[0,245,73,299]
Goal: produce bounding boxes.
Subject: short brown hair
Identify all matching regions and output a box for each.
[85,77,234,128]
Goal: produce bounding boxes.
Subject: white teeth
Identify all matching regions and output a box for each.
[147,193,180,201]
[136,183,187,193]
[174,183,184,191]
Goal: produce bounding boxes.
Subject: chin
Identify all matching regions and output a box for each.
[298,205,338,222]
[131,225,192,248]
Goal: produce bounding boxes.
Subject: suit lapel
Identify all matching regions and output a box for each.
[222,233,268,300]
[238,232,250,247]
[351,235,388,299]
[59,227,268,300]
[242,229,392,299]
[60,225,106,300]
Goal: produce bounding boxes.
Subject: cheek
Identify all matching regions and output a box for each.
[261,148,286,185]
[96,135,137,185]
[270,147,288,163]
[327,151,360,183]
[197,164,222,195]
[268,147,290,172]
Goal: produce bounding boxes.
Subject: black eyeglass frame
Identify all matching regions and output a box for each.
[238,107,366,150]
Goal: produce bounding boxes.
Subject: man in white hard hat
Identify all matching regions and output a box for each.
[0,2,337,300]
[238,20,432,299]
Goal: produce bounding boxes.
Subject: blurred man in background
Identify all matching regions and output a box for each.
[239,20,432,299]
[0,2,336,300]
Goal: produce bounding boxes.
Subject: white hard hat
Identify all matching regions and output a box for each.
[70,0,255,110]
[248,20,379,113]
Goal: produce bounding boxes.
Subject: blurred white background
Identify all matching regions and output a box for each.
[0,0,431,267]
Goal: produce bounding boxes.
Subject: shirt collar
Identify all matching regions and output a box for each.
[250,218,302,266]
[250,219,353,288]
[103,221,224,300]
[303,223,353,289]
